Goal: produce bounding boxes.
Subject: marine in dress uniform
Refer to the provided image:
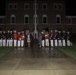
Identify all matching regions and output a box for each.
[58,31,62,46]
[45,31,49,47]
[0,31,2,46]
[6,31,10,46]
[6,31,12,46]
[54,30,58,46]
[13,30,17,47]
[17,32,21,47]
[66,31,71,46]
[62,30,66,46]
[9,31,13,47]
[50,30,54,47]
[2,30,6,46]
[21,31,25,47]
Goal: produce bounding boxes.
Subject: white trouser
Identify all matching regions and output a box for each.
[18,40,21,47]
[62,40,66,46]
[14,40,17,47]
[3,39,6,46]
[45,39,49,46]
[67,40,71,46]
[54,39,58,46]
[7,40,10,46]
[21,40,24,47]
[42,40,45,47]
[7,39,13,47]
[0,39,2,46]
[58,40,62,46]
[50,40,54,47]
[9,39,13,47]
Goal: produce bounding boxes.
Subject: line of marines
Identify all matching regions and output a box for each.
[0,30,22,47]
[0,30,72,47]
[39,30,72,47]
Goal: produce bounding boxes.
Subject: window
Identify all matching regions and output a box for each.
[8,4,13,10]
[68,18,72,24]
[24,4,29,10]
[14,3,18,10]
[56,14,61,24]
[24,15,29,24]
[42,3,47,10]
[54,4,58,10]
[8,3,18,10]
[33,15,38,24]
[11,14,16,24]
[42,15,47,24]
[33,3,38,10]
[0,19,2,24]
[59,4,63,10]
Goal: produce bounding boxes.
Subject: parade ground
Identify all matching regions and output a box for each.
[0,47,76,75]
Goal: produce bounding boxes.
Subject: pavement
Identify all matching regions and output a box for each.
[0,47,76,75]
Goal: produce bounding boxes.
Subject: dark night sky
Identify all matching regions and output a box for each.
[0,0,5,16]
[0,0,76,16]
[66,0,76,16]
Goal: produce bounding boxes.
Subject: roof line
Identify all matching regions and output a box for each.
[66,16,76,18]
[0,16,6,18]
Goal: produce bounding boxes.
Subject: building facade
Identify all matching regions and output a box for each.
[0,0,76,32]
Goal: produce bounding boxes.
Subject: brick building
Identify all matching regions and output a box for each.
[0,0,76,32]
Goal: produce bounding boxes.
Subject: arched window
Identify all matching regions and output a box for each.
[24,15,29,24]
[10,14,16,24]
[42,14,47,24]
[33,15,38,24]
[56,14,61,24]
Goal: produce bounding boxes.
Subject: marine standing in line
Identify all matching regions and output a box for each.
[0,31,2,47]
[58,31,62,46]
[50,30,54,47]
[54,30,58,46]
[62,30,66,46]
[21,31,25,47]
[13,30,17,47]
[66,31,71,46]
[45,31,49,47]
[2,30,6,46]
[17,32,21,47]
[41,32,45,47]
[6,30,12,47]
